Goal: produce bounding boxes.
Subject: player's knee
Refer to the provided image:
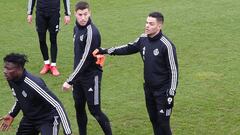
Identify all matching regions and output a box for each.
[149,116,158,125]
[50,38,57,45]
[38,32,46,41]
[158,116,170,127]
[89,107,97,115]
[50,33,57,43]
[74,103,85,113]
[88,106,101,120]
[75,106,84,113]
[38,38,46,45]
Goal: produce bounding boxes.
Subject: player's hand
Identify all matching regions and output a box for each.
[92,49,99,57]
[62,82,72,92]
[64,16,71,25]
[92,50,106,67]
[94,48,109,55]
[0,114,14,131]
[27,15,33,24]
[96,55,106,67]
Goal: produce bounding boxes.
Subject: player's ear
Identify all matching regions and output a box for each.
[88,10,91,16]
[158,22,163,30]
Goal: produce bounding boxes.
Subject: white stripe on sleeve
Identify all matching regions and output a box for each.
[24,77,71,134]
[161,36,178,96]
[67,25,93,82]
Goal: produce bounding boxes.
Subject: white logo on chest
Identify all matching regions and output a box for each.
[22,90,27,98]
[153,48,159,56]
[80,35,84,41]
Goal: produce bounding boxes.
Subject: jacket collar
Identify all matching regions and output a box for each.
[148,30,162,41]
[12,69,27,83]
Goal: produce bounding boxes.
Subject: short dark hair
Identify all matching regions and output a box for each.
[149,12,164,23]
[3,53,28,69]
[75,1,90,11]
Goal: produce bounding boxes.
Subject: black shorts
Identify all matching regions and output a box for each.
[73,71,102,105]
[144,84,173,117]
[17,115,61,135]
[36,11,60,33]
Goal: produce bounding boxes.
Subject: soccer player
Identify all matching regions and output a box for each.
[27,0,71,76]
[62,1,112,135]
[94,12,178,135]
[1,53,72,135]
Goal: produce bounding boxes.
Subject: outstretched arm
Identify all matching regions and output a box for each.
[94,34,146,55]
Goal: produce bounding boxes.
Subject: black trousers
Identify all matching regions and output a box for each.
[36,11,60,63]
[72,71,112,135]
[16,116,60,135]
[144,84,173,135]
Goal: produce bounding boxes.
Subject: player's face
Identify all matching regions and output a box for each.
[145,16,162,38]
[3,62,21,81]
[75,8,91,26]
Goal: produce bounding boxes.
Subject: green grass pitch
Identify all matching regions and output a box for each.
[0,0,240,134]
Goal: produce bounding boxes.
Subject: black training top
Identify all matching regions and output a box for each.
[8,70,72,134]
[27,0,71,15]
[66,19,102,85]
[106,31,178,96]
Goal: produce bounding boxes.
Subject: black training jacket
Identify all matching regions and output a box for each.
[27,0,71,15]
[66,19,102,85]
[107,31,178,96]
[8,70,72,135]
